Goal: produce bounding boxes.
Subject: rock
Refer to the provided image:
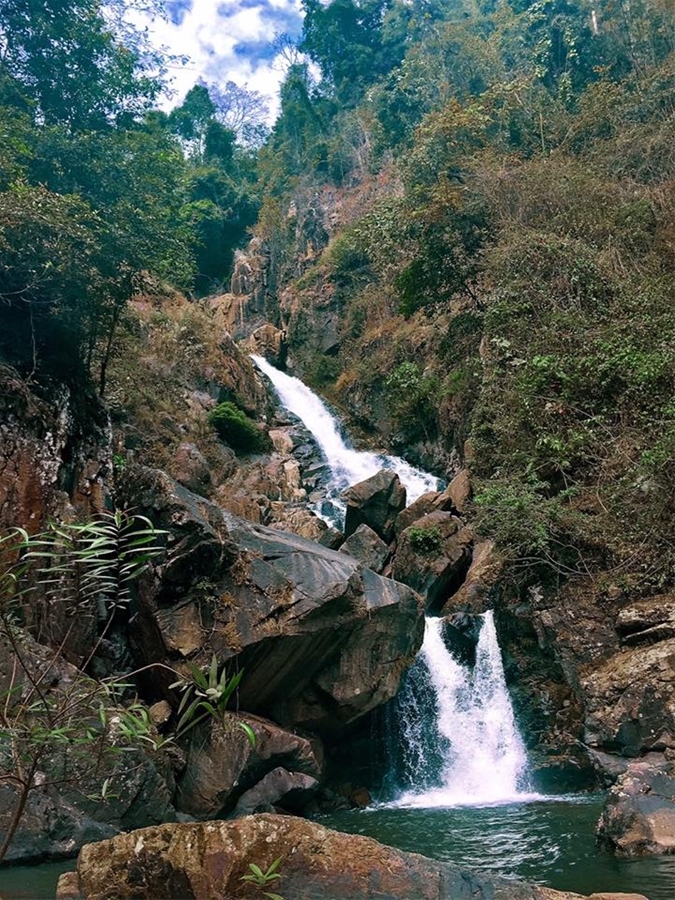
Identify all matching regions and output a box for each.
[170,443,211,495]
[246,323,286,367]
[58,813,611,900]
[267,502,330,542]
[318,526,344,549]
[340,524,390,572]
[391,511,473,612]
[440,539,503,615]
[342,469,406,542]
[439,468,472,514]
[231,767,317,816]
[587,749,631,785]
[394,490,444,535]
[597,753,675,855]
[268,427,295,455]
[582,638,675,755]
[122,466,424,738]
[176,712,321,818]
[616,595,675,646]
[0,369,111,662]
[148,700,172,729]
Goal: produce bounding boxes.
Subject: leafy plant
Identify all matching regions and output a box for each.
[208,401,271,454]
[241,856,283,899]
[170,654,255,745]
[407,524,443,555]
[0,511,167,863]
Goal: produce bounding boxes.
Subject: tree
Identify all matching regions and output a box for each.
[207,80,270,148]
[0,0,164,131]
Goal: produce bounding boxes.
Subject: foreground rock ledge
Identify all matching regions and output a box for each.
[56,814,647,900]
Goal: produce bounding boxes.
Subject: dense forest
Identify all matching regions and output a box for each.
[2,0,675,888]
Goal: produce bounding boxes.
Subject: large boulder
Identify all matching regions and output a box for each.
[597,753,675,856]
[440,539,503,615]
[582,638,675,755]
[342,469,406,542]
[56,813,624,900]
[122,466,424,738]
[391,511,473,612]
[339,524,390,572]
[176,713,321,818]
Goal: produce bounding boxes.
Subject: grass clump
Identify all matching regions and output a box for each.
[407,524,443,555]
[208,402,270,455]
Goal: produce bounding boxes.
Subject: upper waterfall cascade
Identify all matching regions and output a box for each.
[252,355,439,526]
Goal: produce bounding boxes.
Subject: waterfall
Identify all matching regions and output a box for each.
[391,613,536,808]
[252,355,438,525]
[252,355,533,807]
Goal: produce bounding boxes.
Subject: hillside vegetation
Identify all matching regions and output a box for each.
[252,0,675,598]
[1,0,674,591]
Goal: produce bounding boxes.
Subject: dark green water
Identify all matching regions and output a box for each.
[2,797,674,899]
[321,795,675,900]
[0,859,73,900]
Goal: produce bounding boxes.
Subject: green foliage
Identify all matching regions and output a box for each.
[407,525,443,555]
[208,402,271,454]
[13,511,166,619]
[385,362,440,441]
[170,655,255,745]
[0,510,168,862]
[241,855,283,899]
[474,478,582,576]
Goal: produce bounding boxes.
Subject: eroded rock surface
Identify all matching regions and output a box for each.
[57,813,624,900]
[582,639,675,755]
[176,713,321,818]
[597,753,675,856]
[391,511,473,611]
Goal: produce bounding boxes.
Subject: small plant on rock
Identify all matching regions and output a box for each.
[241,856,284,900]
[407,524,443,555]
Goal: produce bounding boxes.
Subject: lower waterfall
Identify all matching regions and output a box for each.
[390,613,536,807]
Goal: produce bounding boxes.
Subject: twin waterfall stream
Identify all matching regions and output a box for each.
[252,355,532,808]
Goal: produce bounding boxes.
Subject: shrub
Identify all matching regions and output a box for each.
[407,524,443,555]
[208,401,270,454]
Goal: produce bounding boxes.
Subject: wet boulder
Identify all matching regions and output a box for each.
[123,466,424,738]
[597,753,675,856]
[231,768,317,816]
[342,469,406,542]
[57,813,616,900]
[440,539,503,615]
[391,511,473,612]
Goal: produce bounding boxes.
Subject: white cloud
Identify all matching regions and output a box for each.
[137,0,305,121]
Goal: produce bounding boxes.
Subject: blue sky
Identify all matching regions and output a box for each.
[141,1,305,118]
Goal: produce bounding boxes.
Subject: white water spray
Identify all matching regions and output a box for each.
[393,613,536,807]
[252,354,438,524]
